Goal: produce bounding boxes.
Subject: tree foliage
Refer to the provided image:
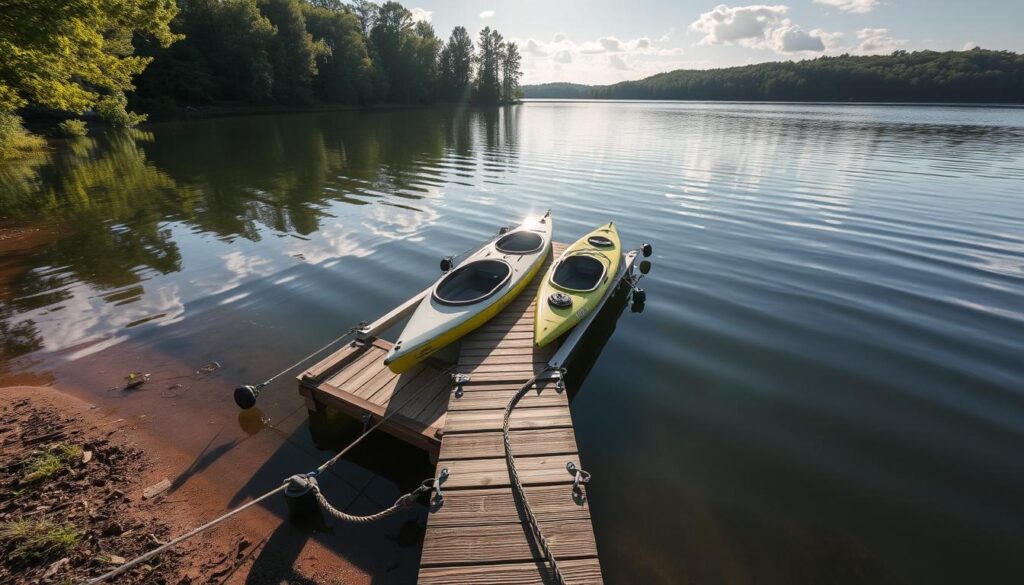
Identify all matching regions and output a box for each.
[0,0,179,120]
[473,27,505,105]
[0,0,523,156]
[438,26,475,101]
[524,49,1024,103]
[303,4,376,104]
[501,42,523,103]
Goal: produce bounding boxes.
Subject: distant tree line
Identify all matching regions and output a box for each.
[0,0,523,159]
[524,49,1024,103]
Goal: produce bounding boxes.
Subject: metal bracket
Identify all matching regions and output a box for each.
[566,462,591,501]
[552,368,567,393]
[361,413,373,433]
[433,467,449,504]
[452,373,471,398]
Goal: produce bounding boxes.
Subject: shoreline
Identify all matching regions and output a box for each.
[0,383,379,584]
[0,386,217,583]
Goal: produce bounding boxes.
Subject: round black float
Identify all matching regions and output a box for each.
[234,385,260,410]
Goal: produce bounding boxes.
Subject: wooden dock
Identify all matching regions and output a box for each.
[297,337,452,452]
[299,242,604,583]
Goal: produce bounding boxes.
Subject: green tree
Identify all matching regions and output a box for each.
[474,26,504,104]
[260,0,327,104]
[303,4,377,104]
[501,42,522,103]
[439,26,475,102]
[351,0,379,37]
[406,21,442,102]
[369,1,413,101]
[0,0,179,151]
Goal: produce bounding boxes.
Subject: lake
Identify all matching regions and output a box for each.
[2,101,1023,583]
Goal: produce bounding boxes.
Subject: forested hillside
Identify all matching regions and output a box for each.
[0,0,523,158]
[523,49,1024,103]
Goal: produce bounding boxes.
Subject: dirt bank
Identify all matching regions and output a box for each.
[0,386,282,584]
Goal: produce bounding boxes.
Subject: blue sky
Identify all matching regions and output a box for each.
[400,1,1024,84]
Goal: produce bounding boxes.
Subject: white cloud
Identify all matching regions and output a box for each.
[523,38,548,56]
[658,28,675,43]
[514,32,693,84]
[813,0,878,13]
[814,29,846,50]
[855,28,907,54]
[609,55,630,70]
[690,5,839,54]
[409,7,432,23]
[479,10,495,18]
[690,4,789,47]
[963,41,979,50]
[770,23,825,52]
[599,37,624,51]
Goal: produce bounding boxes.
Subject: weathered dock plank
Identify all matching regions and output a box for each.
[418,558,604,585]
[420,241,603,583]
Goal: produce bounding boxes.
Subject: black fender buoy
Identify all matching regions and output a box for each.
[632,288,647,304]
[641,243,653,258]
[234,385,259,410]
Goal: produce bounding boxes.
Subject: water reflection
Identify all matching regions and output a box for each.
[0,107,519,360]
[2,102,1023,584]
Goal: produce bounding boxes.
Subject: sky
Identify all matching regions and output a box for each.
[399,1,1024,85]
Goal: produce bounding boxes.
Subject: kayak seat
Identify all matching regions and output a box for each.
[434,259,512,305]
[552,255,606,292]
[496,230,544,254]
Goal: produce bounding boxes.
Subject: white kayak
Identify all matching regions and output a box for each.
[384,212,553,373]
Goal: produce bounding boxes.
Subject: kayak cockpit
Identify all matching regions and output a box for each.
[552,255,606,292]
[495,230,545,254]
[433,259,512,305]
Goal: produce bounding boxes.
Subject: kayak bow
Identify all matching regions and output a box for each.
[384,213,553,373]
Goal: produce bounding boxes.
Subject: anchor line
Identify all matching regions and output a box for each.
[256,322,367,389]
[86,365,456,584]
[503,368,576,585]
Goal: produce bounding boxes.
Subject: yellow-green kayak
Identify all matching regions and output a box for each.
[534,222,621,347]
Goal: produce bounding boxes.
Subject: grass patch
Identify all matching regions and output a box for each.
[0,519,81,565]
[23,443,82,483]
[0,112,46,160]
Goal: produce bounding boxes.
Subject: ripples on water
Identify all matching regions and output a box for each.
[1,102,1023,583]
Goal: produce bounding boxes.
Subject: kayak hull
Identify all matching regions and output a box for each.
[385,215,553,373]
[534,222,621,348]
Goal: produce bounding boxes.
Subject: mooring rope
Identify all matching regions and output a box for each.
[309,475,436,523]
[257,322,367,388]
[86,365,455,584]
[84,483,288,584]
[502,369,570,585]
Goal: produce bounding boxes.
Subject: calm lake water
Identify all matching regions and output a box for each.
[2,101,1023,583]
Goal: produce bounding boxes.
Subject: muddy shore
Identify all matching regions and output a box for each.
[0,386,255,583]
[0,385,404,584]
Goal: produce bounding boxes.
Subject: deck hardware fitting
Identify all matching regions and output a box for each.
[566,461,592,501]
[433,467,449,504]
